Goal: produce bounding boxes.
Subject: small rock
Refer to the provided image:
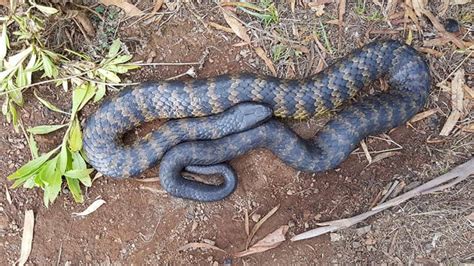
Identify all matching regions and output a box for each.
[314,214,322,221]
[355,225,371,236]
[287,220,296,228]
[286,190,294,195]
[251,213,261,223]
[330,233,343,242]
[352,241,361,248]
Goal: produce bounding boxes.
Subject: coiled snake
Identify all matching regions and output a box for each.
[82,40,431,201]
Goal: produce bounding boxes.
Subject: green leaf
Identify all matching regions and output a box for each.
[97,68,121,83]
[71,84,88,114]
[28,133,39,159]
[9,101,19,130]
[33,90,67,114]
[120,64,140,71]
[109,54,133,65]
[43,168,62,207]
[68,118,82,152]
[11,173,35,189]
[64,168,94,179]
[15,64,27,88]
[71,151,87,169]
[57,144,69,174]
[37,157,57,185]
[65,168,93,187]
[66,177,83,203]
[107,39,122,59]
[41,52,55,78]
[27,124,67,135]
[104,64,130,74]
[7,148,56,180]
[5,46,32,69]
[78,82,96,111]
[8,87,23,106]
[33,4,59,16]
[22,176,37,189]
[25,53,37,84]
[94,83,106,102]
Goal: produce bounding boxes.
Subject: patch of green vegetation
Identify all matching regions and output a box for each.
[1,2,139,206]
[236,0,279,26]
[271,44,303,63]
[314,21,334,54]
[355,0,384,21]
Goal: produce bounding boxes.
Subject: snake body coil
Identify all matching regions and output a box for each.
[83,40,431,201]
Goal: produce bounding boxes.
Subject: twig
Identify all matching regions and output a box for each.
[291,158,474,241]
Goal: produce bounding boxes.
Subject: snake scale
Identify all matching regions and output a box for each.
[82,40,431,201]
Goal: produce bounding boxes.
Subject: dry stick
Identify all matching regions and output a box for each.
[291,158,474,241]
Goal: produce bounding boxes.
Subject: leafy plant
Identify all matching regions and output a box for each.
[2,1,139,206]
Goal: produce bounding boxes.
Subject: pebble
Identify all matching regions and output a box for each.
[287,220,296,228]
[251,213,261,222]
[330,233,343,242]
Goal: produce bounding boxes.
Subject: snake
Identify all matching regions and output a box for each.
[82,39,431,201]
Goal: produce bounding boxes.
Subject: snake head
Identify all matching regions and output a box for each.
[232,102,273,130]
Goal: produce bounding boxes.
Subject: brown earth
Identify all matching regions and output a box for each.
[0,2,472,265]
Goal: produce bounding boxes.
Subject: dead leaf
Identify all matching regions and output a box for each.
[152,0,163,12]
[208,22,234,33]
[72,199,106,216]
[5,185,12,204]
[451,69,465,112]
[246,204,280,248]
[338,0,346,29]
[0,0,8,8]
[411,0,427,17]
[438,0,450,15]
[417,47,444,57]
[254,47,277,76]
[410,108,439,123]
[370,151,402,164]
[100,0,144,17]
[360,140,372,164]
[71,10,95,36]
[18,210,34,266]
[440,69,464,136]
[289,0,296,13]
[466,212,474,222]
[235,225,288,257]
[461,123,474,133]
[440,110,461,136]
[222,9,251,44]
[178,242,226,253]
[464,85,474,99]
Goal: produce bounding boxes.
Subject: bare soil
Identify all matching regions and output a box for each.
[0,2,472,264]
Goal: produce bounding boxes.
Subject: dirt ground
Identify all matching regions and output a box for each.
[0,1,473,264]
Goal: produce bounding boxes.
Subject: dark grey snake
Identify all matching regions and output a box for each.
[82,40,431,201]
